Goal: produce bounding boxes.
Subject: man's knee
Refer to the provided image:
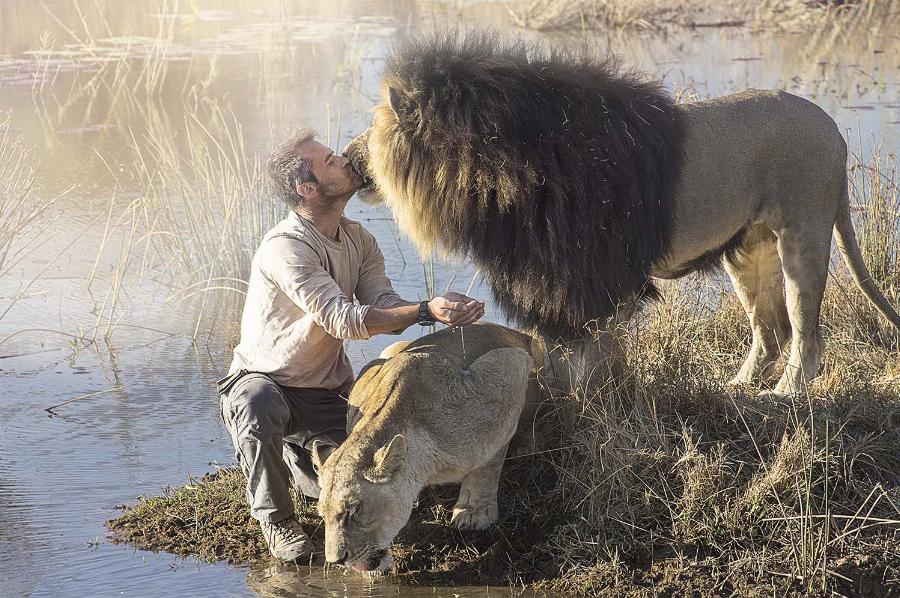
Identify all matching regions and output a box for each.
[222,375,290,438]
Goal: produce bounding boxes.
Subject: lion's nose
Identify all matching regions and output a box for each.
[329,550,349,566]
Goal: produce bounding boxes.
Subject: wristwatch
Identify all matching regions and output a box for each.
[417,300,437,326]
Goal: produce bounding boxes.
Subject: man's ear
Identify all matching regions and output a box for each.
[365,434,407,483]
[296,181,316,199]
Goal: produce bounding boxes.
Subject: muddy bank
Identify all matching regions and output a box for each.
[108,461,563,588]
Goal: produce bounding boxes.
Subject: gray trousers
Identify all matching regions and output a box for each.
[218,370,350,523]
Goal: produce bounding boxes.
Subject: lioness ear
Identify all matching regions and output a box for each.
[365,434,407,483]
[311,440,336,473]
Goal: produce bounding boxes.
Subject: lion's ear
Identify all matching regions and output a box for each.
[365,434,407,483]
[388,87,413,121]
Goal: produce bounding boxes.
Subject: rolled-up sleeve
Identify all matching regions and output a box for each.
[259,236,371,340]
[355,231,407,308]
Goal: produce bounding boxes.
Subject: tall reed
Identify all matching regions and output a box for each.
[0,113,62,279]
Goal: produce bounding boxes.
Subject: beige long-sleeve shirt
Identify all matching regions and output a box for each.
[229,211,406,389]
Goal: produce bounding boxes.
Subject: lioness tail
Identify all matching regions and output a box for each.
[833,193,900,330]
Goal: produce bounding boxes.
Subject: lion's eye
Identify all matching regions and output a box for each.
[338,506,358,525]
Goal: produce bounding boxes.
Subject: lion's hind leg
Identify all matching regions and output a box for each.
[770,225,832,396]
[724,226,792,387]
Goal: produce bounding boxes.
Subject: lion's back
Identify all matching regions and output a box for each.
[680,89,845,163]
[655,89,848,275]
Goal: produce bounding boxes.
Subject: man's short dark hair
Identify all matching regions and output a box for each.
[267,128,317,209]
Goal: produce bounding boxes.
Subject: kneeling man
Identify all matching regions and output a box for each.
[218,129,484,562]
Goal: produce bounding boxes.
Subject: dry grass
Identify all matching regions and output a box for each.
[0,114,39,276]
[0,113,70,328]
[109,468,288,563]
[82,99,281,340]
[107,147,900,595]
[533,281,900,594]
[33,5,371,340]
[27,0,184,127]
[507,0,716,30]
[0,113,62,279]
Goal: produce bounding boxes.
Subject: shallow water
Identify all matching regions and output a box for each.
[0,1,898,596]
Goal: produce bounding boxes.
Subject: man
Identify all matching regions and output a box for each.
[217,129,485,563]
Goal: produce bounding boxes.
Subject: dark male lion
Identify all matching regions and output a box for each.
[344,32,900,397]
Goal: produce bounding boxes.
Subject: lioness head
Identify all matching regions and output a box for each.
[313,434,414,573]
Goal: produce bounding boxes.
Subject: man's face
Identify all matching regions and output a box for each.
[296,140,362,200]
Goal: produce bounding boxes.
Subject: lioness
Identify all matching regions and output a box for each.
[311,323,547,573]
[344,32,900,397]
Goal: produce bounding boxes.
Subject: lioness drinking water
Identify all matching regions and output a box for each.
[311,323,549,573]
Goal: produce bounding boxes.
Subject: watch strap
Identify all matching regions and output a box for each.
[417,300,437,326]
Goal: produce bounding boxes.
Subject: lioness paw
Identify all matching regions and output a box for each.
[451,503,498,531]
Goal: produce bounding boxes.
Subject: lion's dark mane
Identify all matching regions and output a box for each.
[383,32,685,340]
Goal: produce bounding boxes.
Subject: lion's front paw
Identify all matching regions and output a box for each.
[726,375,752,387]
[451,503,498,531]
[755,389,790,402]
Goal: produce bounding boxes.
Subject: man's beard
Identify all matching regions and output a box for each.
[320,174,362,203]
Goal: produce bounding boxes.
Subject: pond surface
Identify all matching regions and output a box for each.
[0,1,897,596]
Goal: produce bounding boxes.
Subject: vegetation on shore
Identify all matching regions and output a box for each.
[508,0,899,39]
[109,145,900,596]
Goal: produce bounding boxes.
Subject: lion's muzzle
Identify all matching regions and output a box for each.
[342,131,373,189]
[349,548,392,573]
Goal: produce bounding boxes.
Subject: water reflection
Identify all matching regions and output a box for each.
[246,563,540,598]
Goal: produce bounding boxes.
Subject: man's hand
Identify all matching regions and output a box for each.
[427,292,485,327]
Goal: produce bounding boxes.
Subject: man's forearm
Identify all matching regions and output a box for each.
[363,301,419,336]
[362,293,484,337]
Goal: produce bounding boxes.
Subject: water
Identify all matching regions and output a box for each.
[0,1,897,596]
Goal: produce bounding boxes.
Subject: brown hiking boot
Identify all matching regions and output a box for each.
[260,515,313,563]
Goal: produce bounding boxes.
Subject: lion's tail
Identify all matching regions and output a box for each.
[833,185,900,330]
